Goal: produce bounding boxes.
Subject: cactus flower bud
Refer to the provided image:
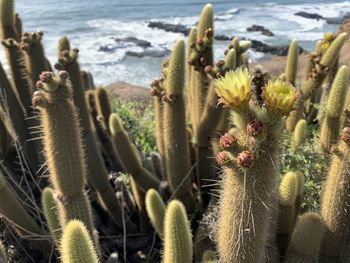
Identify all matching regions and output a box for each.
[247,120,264,136]
[216,151,230,165]
[236,151,254,168]
[219,133,237,149]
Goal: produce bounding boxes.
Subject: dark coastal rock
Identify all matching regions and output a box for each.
[214,34,232,41]
[294,11,324,20]
[247,25,274,37]
[251,40,304,56]
[126,48,170,58]
[148,21,191,35]
[114,37,151,48]
[326,13,350,24]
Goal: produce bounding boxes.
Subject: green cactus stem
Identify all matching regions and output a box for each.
[277,171,298,259]
[33,71,95,237]
[0,0,19,41]
[20,31,50,83]
[320,124,350,260]
[285,39,298,86]
[285,212,325,263]
[163,200,193,263]
[61,220,99,263]
[286,33,347,132]
[291,119,307,152]
[41,187,63,244]
[95,87,112,128]
[0,170,42,236]
[109,113,160,191]
[320,65,349,152]
[216,72,298,262]
[145,189,165,239]
[162,39,194,212]
[1,38,34,114]
[54,38,124,228]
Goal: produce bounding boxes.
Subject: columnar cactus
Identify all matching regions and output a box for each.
[145,189,165,239]
[20,31,50,83]
[0,171,42,236]
[95,87,112,128]
[320,125,350,260]
[55,38,124,227]
[215,69,297,262]
[61,220,99,263]
[286,33,347,132]
[163,200,193,263]
[33,71,95,237]
[109,113,160,191]
[291,119,307,152]
[285,39,298,86]
[320,65,349,152]
[41,187,62,244]
[0,0,19,40]
[277,171,298,258]
[285,212,325,263]
[162,39,194,211]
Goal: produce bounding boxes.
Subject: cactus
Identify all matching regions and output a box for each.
[216,70,297,262]
[95,87,112,128]
[320,65,349,152]
[41,187,62,244]
[0,0,19,40]
[0,170,42,236]
[277,171,298,258]
[145,189,165,239]
[109,113,160,191]
[61,220,99,263]
[20,31,50,83]
[286,33,347,132]
[55,38,124,227]
[163,200,192,263]
[33,71,95,237]
[291,119,307,152]
[202,250,216,263]
[320,125,350,260]
[0,239,7,263]
[162,39,194,211]
[285,39,298,85]
[284,213,325,263]
[294,171,305,213]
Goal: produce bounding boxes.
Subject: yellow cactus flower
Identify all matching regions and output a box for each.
[263,79,298,116]
[214,68,253,111]
[320,32,335,53]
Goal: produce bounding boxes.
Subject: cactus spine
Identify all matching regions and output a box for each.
[21,31,50,83]
[216,72,297,262]
[41,187,62,244]
[291,119,307,152]
[162,39,194,211]
[285,212,325,263]
[286,33,347,132]
[0,170,42,236]
[145,189,165,239]
[33,71,95,237]
[61,220,99,263]
[109,113,160,191]
[320,65,349,152]
[277,172,298,258]
[320,124,350,260]
[285,39,298,85]
[163,200,192,263]
[55,38,124,227]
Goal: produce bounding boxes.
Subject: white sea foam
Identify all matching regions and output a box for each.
[1,1,350,87]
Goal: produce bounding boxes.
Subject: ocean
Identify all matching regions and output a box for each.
[3,0,350,86]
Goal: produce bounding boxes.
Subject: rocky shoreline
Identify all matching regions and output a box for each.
[108,17,350,102]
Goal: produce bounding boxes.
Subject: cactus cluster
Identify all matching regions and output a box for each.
[0,1,349,262]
